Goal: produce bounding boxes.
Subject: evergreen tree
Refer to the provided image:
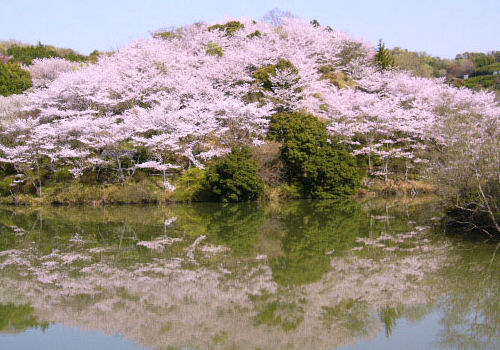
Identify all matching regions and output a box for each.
[206,146,264,202]
[268,112,362,199]
[375,39,394,70]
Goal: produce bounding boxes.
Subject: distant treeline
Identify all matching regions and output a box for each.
[0,41,99,65]
[0,41,101,96]
[391,48,500,96]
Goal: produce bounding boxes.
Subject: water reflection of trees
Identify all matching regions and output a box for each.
[0,303,49,334]
[269,200,367,286]
[0,199,498,349]
[433,244,500,350]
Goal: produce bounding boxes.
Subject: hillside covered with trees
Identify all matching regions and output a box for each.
[391,47,500,99]
[0,16,498,234]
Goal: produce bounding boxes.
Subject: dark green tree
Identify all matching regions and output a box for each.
[206,146,264,202]
[268,112,362,198]
[268,112,327,177]
[301,143,362,198]
[375,39,394,70]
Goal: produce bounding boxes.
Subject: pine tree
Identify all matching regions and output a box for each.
[375,39,394,70]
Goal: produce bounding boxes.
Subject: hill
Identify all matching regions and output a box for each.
[0,18,498,224]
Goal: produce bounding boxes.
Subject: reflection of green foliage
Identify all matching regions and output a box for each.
[0,303,49,334]
[271,249,329,286]
[0,206,183,257]
[251,294,304,331]
[433,244,500,350]
[271,200,366,285]
[379,306,401,338]
[321,299,371,335]
[1,199,498,349]
[212,331,228,344]
[205,203,265,257]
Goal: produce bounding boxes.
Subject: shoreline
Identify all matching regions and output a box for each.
[0,178,438,207]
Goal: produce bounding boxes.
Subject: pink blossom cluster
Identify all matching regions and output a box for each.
[26,58,82,88]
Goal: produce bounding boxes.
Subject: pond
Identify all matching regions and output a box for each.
[0,198,498,350]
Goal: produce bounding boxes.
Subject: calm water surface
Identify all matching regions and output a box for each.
[0,198,498,350]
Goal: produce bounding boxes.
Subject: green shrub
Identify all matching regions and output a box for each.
[268,112,328,177]
[0,176,14,196]
[318,65,358,89]
[206,146,264,202]
[473,62,500,76]
[208,21,245,37]
[88,50,101,63]
[0,61,32,96]
[206,42,224,57]
[301,144,362,198]
[153,30,177,40]
[55,168,73,182]
[253,58,299,90]
[463,75,499,90]
[247,30,262,39]
[268,112,362,198]
[174,167,211,202]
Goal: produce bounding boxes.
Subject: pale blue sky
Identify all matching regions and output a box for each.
[1,0,498,58]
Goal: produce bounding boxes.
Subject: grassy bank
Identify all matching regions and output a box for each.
[359,178,438,197]
[0,177,438,207]
[0,179,174,206]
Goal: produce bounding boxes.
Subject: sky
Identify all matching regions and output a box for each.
[1,0,498,58]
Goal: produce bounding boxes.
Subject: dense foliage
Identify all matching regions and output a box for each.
[301,144,362,198]
[206,146,264,202]
[2,42,88,65]
[268,112,328,175]
[269,112,361,198]
[0,61,32,96]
